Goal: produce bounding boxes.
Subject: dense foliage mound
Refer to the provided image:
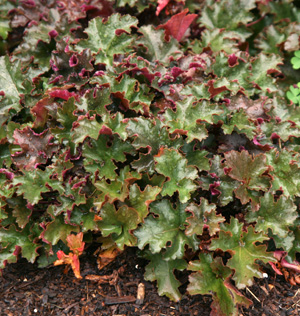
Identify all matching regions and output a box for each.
[1,0,300,315]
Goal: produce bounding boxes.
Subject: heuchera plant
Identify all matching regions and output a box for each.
[1,0,300,315]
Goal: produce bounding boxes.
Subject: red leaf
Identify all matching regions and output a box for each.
[48,89,78,101]
[156,0,170,16]
[66,232,85,254]
[31,97,53,128]
[157,8,197,41]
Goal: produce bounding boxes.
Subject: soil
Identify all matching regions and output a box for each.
[0,247,299,316]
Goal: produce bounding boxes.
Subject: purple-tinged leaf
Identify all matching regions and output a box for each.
[12,127,58,170]
[57,0,113,22]
[185,198,225,236]
[224,150,270,205]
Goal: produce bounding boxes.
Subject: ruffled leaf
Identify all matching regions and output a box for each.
[185,198,225,236]
[98,203,139,249]
[154,148,198,202]
[143,251,187,301]
[210,218,275,289]
[246,192,298,238]
[135,199,199,260]
[188,253,252,316]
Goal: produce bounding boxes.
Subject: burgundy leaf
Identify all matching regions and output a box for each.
[12,127,59,170]
[157,8,197,41]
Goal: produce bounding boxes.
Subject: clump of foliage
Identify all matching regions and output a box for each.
[1,0,300,315]
[287,50,300,104]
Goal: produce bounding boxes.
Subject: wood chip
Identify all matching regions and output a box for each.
[268,284,274,291]
[136,283,145,305]
[260,285,269,296]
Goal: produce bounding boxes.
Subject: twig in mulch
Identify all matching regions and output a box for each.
[105,295,136,305]
[246,286,261,303]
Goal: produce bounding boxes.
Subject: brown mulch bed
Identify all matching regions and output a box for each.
[0,247,299,316]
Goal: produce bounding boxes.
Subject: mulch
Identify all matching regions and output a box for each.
[0,247,299,316]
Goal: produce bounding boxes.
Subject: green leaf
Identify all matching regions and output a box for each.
[13,9,66,72]
[126,183,161,221]
[188,253,251,316]
[291,50,300,69]
[136,26,180,63]
[49,180,86,217]
[164,97,223,142]
[260,1,300,24]
[135,199,199,260]
[210,218,275,288]
[196,29,243,54]
[143,251,187,302]
[11,197,32,229]
[259,120,300,141]
[127,118,183,173]
[77,88,111,116]
[180,141,210,171]
[116,0,151,11]
[77,14,138,64]
[222,110,257,139]
[286,85,300,105]
[82,135,135,180]
[210,53,250,95]
[12,169,55,205]
[185,198,225,236]
[0,19,11,40]
[154,148,198,202]
[180,82,211,100]
[51,98,77,152]
[255,25,287,55]
[72,115,105,144]
[266,149,300,197]
[91,74,154,113]
[98,203,139,249]
[200,0,256,31]
[105,112,128,140]
[0,224,41,268]
[0,56,24,125]
[94,166,141,203]
[246,192,298,238]
[287,226,300,261]
[69,205,100,232]
[41,214,80,246]
[249,53,282,93]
